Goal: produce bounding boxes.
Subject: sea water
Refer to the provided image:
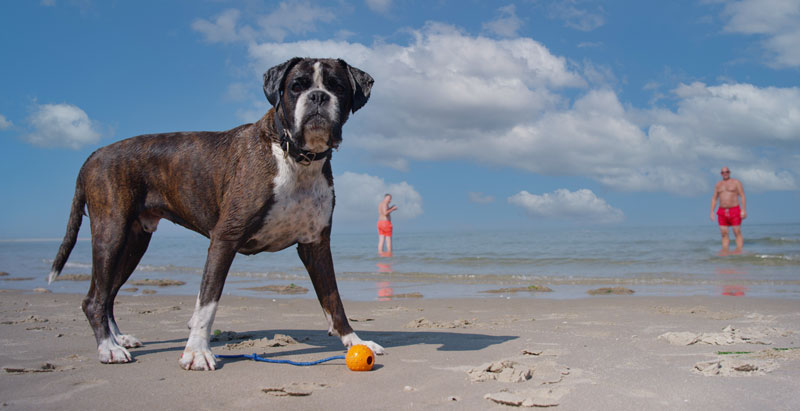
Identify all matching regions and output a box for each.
[1,223,798,300]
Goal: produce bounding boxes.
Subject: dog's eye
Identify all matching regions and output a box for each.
[290,78,311,93]
[326,79,346,94]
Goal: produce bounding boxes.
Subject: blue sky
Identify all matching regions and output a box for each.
[1,0,799,238]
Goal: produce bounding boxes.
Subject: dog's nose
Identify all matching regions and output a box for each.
[308,90,330,106]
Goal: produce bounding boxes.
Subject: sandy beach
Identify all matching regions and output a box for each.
[1,290,798,410]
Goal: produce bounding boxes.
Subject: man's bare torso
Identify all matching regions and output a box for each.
[716,178,742,208]
[378,202,391,221]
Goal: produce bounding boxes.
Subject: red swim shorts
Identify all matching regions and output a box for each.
[717,206,742,226]
[377,220,393,236]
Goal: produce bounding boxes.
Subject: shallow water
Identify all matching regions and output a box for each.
[1,223,798,300]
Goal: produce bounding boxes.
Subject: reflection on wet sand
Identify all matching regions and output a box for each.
[377,256,394,300]
[715,265,747,297]
[377,281,393,301]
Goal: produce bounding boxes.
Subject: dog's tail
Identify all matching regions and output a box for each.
[48,178,87,284]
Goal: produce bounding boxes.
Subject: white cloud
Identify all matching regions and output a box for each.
[258,1,336,42]
[718,0,800,68]
[508,189,624,223]
[594,166,710,195]
[365,0,392,14]
[468,192,495,204]
[483,5,524,38]
[548,1,606,32]
[735,167,798,191]
[335,29,356,41]
[25,103,101,149]
[192,9,247,44]
[224,21,800,195]
[333,172,423,225]
[192,2,336,44]
[0,114,12,129]
[247,22,585,152]
[666,82,800,146]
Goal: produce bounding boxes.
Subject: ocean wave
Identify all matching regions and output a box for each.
[228,270,309,281]
[61,262,206,273]
[63,261,92,270]
[325,270,800,286]
[751,254,800,265]
[437,256,644,267]
[709,253,800,266]
[749,236,800,246]
[135,264,202,273]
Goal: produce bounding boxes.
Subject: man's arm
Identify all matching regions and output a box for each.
[710,183,719,221]
[738,180,747,219]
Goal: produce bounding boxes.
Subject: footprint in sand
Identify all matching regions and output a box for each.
[484,387,570,408]
[467,357,572,407]
[221,333,298,350]
[694,357,777,376]
[658,325,792,346]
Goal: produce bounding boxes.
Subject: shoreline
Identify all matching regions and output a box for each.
[2,291,799,409]
[3,269,800,301]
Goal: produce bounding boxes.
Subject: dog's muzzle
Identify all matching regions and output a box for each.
[274,99,332,165]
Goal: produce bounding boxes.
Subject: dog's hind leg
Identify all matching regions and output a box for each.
[83,216,137,364]
[106,220,153,349]
[297,238,385,355]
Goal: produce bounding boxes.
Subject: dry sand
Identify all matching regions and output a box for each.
[1,290,799,410]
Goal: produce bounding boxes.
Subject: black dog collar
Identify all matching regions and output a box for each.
[273,91,332,165]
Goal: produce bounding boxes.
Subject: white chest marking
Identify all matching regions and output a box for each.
[243,145,333,252]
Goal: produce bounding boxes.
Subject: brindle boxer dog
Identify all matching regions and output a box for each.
[48,57,384,370]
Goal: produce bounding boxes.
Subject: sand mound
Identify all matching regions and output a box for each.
[659,325,791,346]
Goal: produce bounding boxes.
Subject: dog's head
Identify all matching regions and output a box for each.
[263,58,373,154]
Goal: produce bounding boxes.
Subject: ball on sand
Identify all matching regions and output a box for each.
[346,344,375,371]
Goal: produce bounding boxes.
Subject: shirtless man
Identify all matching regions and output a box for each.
[710,167,747,252]
[377,194,398,254]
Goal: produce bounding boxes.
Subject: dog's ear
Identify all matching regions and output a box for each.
[263,57,303,107]
[342,61,374,114]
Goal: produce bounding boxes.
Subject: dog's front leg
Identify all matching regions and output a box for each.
[297,240,385,355]
[179,239,237,371]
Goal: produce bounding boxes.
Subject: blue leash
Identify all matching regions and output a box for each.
[215,353,345,366]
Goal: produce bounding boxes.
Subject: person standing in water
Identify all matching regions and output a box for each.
[710,167,747,252]
[377,194,398,255]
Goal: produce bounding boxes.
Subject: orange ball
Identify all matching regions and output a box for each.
[346,344,375,371]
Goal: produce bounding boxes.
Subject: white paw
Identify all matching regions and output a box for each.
[341,332,385,355]
[179,341,216,371]
[181,300,219,370]
[362,340,385,355]
[98,339,132,363]
[115,334,143,348]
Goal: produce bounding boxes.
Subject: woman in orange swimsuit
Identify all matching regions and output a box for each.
[378,194,398,254]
